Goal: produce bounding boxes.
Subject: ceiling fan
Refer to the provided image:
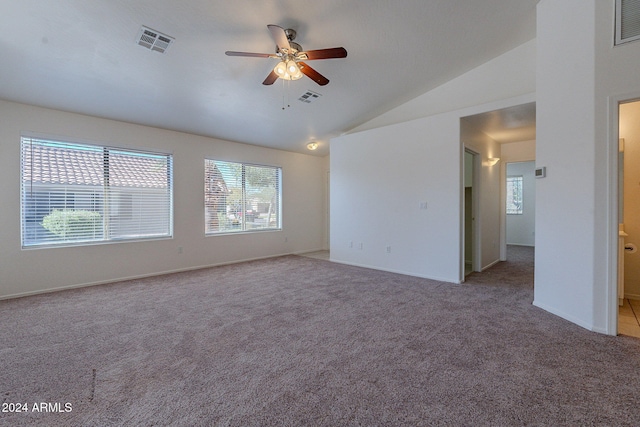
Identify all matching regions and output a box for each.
[225,25,347,86]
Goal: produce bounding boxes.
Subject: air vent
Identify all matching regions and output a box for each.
[298,90,322,104]
[136,26,174,53]
[616,0,640,45]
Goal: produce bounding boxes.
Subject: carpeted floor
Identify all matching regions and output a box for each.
[2,246,640,426]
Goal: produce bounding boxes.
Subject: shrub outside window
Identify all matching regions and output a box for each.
[21,137,173,248]
[205,159,282,234]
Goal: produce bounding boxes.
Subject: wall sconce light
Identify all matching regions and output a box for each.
[487,157,500,166]
[307,142,318,150]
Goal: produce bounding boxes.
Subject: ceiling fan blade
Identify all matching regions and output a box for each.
[262,70,279,85]
[225,51,276,58]
[299,47,347,60]
[298,62,329,86]
[267,24,291,52]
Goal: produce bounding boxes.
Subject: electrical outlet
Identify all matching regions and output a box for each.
[386,246,391,253]
[177,246,183,254]
[419,201,428,210]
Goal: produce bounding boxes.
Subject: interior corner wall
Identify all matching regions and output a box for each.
[0,100,327,299]
[535,0,640,333]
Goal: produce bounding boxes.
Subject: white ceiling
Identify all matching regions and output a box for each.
[462,102,537,144]
[0,0,539,156]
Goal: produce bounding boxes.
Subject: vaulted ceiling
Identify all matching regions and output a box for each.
[0,0,539,156]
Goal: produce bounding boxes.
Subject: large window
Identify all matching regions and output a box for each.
[21,137,173,248]
[506,175,523,215]
[205,159,281,234]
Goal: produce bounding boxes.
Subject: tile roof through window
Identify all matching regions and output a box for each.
[22,143,169,189]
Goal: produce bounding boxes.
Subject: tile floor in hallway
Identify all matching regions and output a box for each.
[619,298,640,338]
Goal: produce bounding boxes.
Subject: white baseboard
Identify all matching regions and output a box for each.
[623,293,640,301]
[0,251,305,301]
[481,259,501,271]
[532,299,602,333]
[328,259,461,284]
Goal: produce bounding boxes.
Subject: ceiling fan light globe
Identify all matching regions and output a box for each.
[287,60,298,74]
[274,61,287,77]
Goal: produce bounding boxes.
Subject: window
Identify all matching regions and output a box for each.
[21,137,173,248]
[506,176,523,215]
[205,159,281,234]
[616,0,640,45]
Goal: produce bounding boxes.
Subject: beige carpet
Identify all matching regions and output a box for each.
[1,246,640,426]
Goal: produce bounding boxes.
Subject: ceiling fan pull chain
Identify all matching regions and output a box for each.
[282,78,286,110]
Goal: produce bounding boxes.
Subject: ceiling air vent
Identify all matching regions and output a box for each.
[616,0,640,45]
[298,90,322,104]
[136,26,174,53]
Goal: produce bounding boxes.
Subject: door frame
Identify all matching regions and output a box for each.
[462,147,481,281]
[609,94,640,335]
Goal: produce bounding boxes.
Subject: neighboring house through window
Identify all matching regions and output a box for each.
[205,159,281,234]
[21,137,173,248]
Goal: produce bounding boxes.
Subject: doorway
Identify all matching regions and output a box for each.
[464,149,479,277]
[617,99,640,337]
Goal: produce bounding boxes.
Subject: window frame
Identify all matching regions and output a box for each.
[20,136,174,249]
[204,159,282,235]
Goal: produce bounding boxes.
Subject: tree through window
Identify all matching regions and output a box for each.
[506,175,523,215]
[205,160,281,234]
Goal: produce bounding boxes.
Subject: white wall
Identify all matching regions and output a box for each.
[535,0,640,334]
[0,100,328,299]
[501,139,536,163]
[506,161,535,246]
[535,0,598,331]
[331,95,534,283]
[330,36,536,284]
[330,113,461,282]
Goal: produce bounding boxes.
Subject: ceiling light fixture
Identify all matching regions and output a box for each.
[307,142,318,150]
[273,57,303,81]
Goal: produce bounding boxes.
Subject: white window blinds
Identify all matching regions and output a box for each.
[205,159,281,234]
[21,137,173,247]
[616,0,640,45]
